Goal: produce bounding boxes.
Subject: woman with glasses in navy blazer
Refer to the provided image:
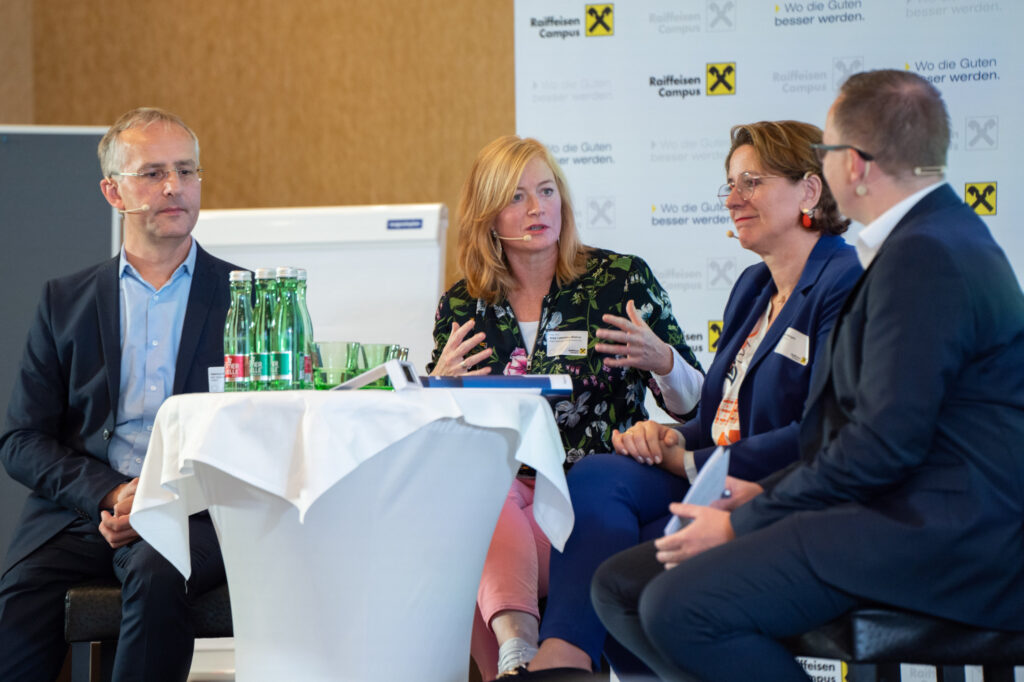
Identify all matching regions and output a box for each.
[517,120,863,680]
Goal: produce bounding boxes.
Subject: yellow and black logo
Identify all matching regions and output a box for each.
[586,4,614,36]
[706,63,736,96]
[708,320,724,353]
[965,182,996,216]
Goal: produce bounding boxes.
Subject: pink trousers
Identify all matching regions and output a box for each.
[470,477,552,681]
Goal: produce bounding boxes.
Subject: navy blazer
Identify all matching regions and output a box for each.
[678,233,861,481]
[733,184,1024,630]
[0,243,235,572]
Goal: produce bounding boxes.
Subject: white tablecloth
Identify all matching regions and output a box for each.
[130,389,572,682]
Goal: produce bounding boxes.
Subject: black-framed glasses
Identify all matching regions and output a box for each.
[717,172,783,200]
[810,143,874,164]
[115,167,204,185]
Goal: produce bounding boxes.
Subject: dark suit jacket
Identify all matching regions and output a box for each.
[0,243,235,573]
[733,184,1024,630]
[678,234,862,481]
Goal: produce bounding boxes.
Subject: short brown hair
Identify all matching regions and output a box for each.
[98,107,199,178]
[456,135,589,304]
[832,69,949,177]
[725,120,850,236]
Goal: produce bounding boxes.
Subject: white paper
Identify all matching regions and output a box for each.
[207,366,225,393]
[664,446,730,534]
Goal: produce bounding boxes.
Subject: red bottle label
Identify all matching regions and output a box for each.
[224,354,250,382]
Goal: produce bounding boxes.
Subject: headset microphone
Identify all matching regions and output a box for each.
[496,234,533,242]
[726,230,737,239]
[121,204,150,214]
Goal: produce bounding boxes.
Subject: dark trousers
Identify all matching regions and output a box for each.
[591,519,859,682]
[0,514,225,682]
[541,453,689,676]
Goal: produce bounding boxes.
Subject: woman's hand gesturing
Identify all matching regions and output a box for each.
[431,319,493,376]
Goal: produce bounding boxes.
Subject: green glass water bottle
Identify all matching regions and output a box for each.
[296,268,315,389]
[270,267,298,390]
[223,270,253,392]
[249,268,276,391]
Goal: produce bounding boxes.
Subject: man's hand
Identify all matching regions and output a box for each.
[99,478,137,511]
[98,477,140,549]
[654,503,735,569]
[710,476,764,511]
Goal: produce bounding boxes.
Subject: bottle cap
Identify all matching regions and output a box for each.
[296,268,308,281]
[255,268,275,280]
[275,266,297,279]
[229,270,252,282]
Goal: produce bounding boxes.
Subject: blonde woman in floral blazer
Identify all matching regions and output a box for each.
[427,135,703,680]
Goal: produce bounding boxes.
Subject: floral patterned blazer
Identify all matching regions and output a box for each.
[428,248,702,465]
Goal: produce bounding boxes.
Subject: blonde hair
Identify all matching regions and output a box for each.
[457,135,589,304]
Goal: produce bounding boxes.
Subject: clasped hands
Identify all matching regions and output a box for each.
[99,477,140,549]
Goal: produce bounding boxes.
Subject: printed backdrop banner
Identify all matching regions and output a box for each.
[514,0,1021,372]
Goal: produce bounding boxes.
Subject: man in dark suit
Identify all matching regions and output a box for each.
[592,70,1024,681]
[0,108,236,681]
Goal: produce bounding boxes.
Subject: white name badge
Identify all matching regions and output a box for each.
[545,330,589,357]
[774,327,810,366]
[208,366,225,393]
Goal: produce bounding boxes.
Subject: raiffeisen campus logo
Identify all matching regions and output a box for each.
[585,4,614,36]
[527,5,615,40]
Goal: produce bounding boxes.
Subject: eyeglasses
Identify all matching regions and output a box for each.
[810,143,875,164]
[114,168,204,185]
[717,172,783,201]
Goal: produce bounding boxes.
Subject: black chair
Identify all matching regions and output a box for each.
[785,606,1024,682]
[64,580,232,682]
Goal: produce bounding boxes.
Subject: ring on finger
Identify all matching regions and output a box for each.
[459,359,466,369]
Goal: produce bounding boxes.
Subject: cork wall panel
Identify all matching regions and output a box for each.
[32,1,515,285]
[0,0,33,123]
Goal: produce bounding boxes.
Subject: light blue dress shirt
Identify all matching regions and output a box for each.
[108,239,197,477]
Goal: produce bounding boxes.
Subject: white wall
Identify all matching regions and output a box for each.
[515,1,1021,374]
